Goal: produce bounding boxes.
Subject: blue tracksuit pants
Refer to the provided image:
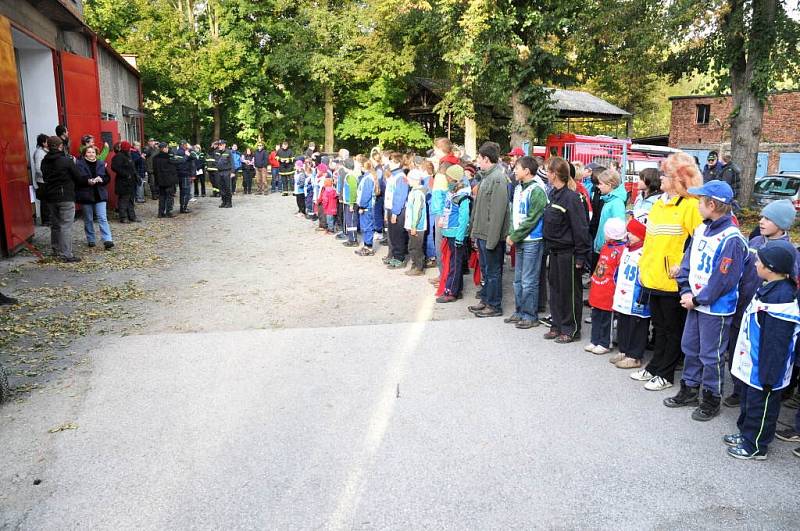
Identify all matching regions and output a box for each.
[681,310,732,397]
[425,205,436,258]
[373,196,384,233]
[737,384,782,455]
[360,207,374,246]
[344,204,359,243]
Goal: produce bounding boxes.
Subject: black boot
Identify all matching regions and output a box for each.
[663,380,700,408]
[692,389,721,421]
[0,292,18,305]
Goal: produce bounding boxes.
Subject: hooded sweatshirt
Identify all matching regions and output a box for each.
[593,183,628,253]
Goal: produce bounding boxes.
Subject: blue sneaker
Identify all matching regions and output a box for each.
[722,433,744,447]
[727,445,767,460]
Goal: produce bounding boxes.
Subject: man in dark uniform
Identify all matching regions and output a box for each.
[215,139,234,208]
[173,140,195,213]
[152,142,179,218]
[206,141,219,197]
[276,140,295,196]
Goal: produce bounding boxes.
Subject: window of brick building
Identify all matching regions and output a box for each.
[696,104,710,125]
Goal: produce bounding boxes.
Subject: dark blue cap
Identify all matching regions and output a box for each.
[757,239,797,275]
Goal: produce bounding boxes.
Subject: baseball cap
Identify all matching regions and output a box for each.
[687,179,734,204]
[508,147,525,157]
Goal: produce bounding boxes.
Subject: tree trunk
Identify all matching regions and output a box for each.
[212,102,221,142]
[728,88,763,206]
[509,89,531,148]
[725,0,776,207]
[464,116,477,159]
[324,85,334,153]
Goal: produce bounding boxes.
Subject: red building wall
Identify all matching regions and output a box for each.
[669,92,800,148]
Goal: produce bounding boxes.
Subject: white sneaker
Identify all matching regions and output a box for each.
[644,376,674,391]
[584,343,597,352]
[629,368,654,381]
[591,345,611,355]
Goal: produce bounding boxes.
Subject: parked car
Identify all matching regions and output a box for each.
[751,173,800,211]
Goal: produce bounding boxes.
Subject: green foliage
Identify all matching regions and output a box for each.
[337,77,431,150]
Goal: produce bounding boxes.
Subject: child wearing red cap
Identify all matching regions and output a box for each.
[610,218,651,369]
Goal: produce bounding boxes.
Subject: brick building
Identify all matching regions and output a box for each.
[668,91,800,177]
[0,0,142,256]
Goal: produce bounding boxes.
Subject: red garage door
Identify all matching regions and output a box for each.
[60,50,101,157]
[0,16,34,255]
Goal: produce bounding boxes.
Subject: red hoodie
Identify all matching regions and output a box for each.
[268,150,280,168]
[588,240,626,311]
[319,188,338,216]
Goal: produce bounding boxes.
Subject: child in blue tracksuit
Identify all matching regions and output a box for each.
[370,149,385,239]
[293,159,306,215]
[668,180,748,421]
[341,159,360,247]
[387,161,409,268]
[726,239,800,460]
[725,199,800,406]
[355,163,376,257]
[404,169,428,275]
[304,160,315,218]
[422,161,437,266]
[436,165,471,302]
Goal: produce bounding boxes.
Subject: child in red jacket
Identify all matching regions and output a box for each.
[586,217,627,355]
[318,178,338,234]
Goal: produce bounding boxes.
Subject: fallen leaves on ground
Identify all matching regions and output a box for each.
[48,422,78,433]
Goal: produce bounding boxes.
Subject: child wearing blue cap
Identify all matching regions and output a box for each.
[725,239,800,459]
[724,198,800,408]
[665,180,748,421]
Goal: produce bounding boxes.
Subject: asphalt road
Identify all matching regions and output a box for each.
[3,193,799,529]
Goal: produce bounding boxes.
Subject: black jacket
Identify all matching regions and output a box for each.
[41,150,81,202]
[276,148,295,175]
[75,157,110,204]
[153,151,179,187]
[112,151,138,196]
[543,186,592,266]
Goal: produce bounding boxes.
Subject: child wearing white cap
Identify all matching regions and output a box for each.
[585,217,627,355]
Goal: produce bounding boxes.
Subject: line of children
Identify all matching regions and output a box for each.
[293,148,800,461]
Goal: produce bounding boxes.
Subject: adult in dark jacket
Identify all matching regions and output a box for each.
[718,154,741,204]
[152,143,179,218]
[214,139,234,208]
[193,145,207,197]
[172,141,194,213]
[76,145,114,249]
[40,136,81,262]
[276,141,295,196]
[143,139,159,199]
[112,141,141,222]
[468,142,510,318]
[702,151,723,183]
[542,156,592,343]
[254,142,269,194]
[241,147,256,194]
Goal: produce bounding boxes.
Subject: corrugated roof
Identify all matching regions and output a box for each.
[547,89,631,117]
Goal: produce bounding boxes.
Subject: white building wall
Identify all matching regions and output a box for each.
[17,47,59,168]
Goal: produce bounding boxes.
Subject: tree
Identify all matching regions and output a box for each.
[664,0,800,204]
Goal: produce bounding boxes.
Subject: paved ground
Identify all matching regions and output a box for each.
[1,192,799,529]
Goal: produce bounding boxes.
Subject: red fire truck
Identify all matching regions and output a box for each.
[544,133,679,199]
